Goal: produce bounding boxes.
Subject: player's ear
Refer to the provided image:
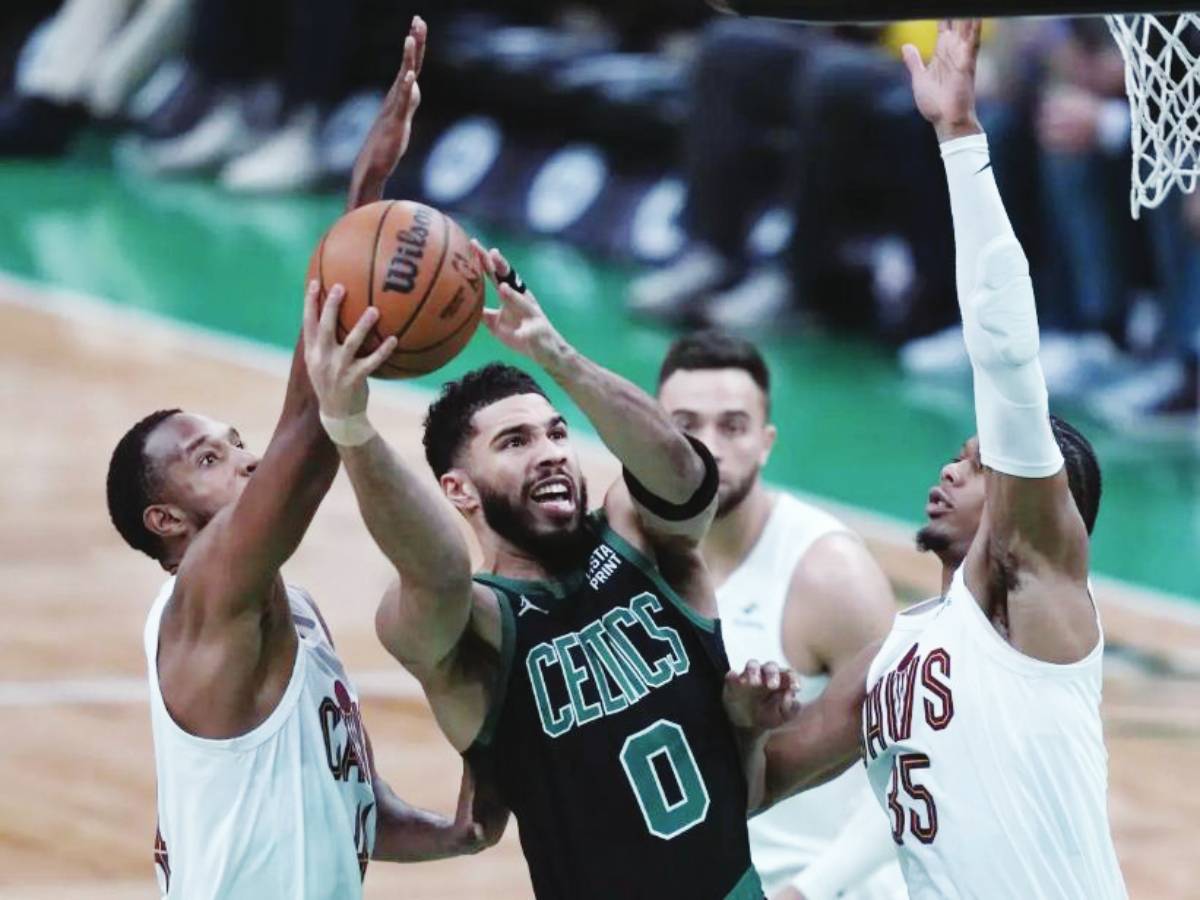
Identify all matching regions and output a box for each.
[144,504,189,539]
[440,470,479,515]
[760,423,778,467]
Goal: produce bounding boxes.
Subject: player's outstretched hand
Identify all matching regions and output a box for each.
[348,15,427,209]
[302,281,397,419]
[902,19,984,142]
[471,239,570,369]
[723,660,804,735]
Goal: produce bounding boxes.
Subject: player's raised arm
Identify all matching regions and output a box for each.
[346,15,426,211]
[179,21,431,611]
[178,281,340,608]
[302,288,479,679]
[905,20,1094,660]
[470,242,718,547]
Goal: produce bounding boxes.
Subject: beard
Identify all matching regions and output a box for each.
[479,479,592,573]
[716,465,759,519]
[915,522,951,555]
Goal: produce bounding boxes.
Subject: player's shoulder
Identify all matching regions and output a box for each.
[774,491,851,535]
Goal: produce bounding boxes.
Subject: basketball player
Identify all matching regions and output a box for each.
[105,19,494,898]
[304,243,765,898]
[656,331,906,900]
[724,20,1127,900]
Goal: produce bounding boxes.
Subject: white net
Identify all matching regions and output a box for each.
[1106,13,1200,218]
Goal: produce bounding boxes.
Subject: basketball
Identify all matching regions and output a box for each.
[307,200,485,378]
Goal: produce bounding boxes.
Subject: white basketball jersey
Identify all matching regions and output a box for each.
[145,578,377,899]
[862,566,1127,900]
[717,494,905,899]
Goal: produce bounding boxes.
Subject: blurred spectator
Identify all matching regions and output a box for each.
[130,0,365,190]
[0,0,191,155]
[1037,20,1197,424]
[626,18,952,334]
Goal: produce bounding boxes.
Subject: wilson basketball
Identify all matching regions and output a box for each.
[307,200,485,378]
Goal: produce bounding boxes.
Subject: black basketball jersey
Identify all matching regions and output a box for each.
[465,512,762,900]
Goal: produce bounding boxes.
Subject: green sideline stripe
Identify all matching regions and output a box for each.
[0,155,1195,600]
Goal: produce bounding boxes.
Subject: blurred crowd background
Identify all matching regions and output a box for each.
[2,0,1197,430]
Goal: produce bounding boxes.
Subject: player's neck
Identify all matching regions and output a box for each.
[702,485,775,587]
[476,528,559,583]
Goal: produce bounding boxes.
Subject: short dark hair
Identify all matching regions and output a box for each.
[106,409,181,561]
[1050,415,1102,535]
[423,364,549,477]
[658,330,771,402]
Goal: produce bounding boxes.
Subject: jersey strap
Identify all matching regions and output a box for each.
[467,582,517,749]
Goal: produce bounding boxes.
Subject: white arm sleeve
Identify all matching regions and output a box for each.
[941,133,1064,479]
[789,790,899,900]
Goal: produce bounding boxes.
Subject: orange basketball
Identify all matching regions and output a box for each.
[307,200,485,378]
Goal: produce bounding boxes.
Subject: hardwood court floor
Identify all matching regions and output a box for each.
[1,290,1197,898]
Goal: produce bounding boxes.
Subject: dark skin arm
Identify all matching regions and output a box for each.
[905,20,1095,662]
[724,643,877,814]
[161,19,431,738]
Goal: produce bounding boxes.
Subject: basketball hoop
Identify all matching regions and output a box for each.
[1106,13,1200,217]
[711,0,1200,218]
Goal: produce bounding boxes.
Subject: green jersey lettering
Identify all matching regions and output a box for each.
[631,593,689,678]
[553,634,603,728]
[528,642,573,738]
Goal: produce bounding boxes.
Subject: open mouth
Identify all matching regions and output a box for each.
[926,486,952,519]
[529,475,576,516]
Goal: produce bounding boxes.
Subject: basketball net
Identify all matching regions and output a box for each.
[1107,13,1200,217]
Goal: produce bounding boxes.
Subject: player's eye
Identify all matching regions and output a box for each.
[550,427,567,441]
[199,452,217,467]
[671,415,695,431]
[502,435,525,450]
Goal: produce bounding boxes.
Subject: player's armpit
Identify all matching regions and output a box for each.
[983,467,1090,579]
[180,335,338,619]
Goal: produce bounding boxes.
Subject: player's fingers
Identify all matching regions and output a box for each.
[901,44,925,79]
[488,247,512,278]
[762,661,781,691]
[780,668,801,699]
[408,79,421,116]
[743,659,762,688]
[471,239,497,279]
[481,307,501,336]
[317,284,345,343]
[341,306,380,359]
[351,335,398,379]
[301,280,320,348]
[780,690,801,720]
[411,15,427,77]
[401,34,416,80]
[498,282,534,312]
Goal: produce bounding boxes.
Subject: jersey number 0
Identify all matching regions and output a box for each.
[620,719,711,839]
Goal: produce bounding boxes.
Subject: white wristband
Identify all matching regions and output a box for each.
[319,410,377,447]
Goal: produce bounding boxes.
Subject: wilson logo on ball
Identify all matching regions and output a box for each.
[382,204,435,294]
